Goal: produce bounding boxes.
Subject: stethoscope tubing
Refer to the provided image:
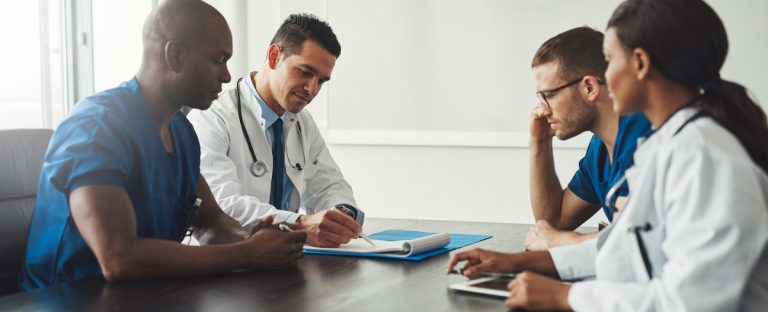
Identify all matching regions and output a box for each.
[235,77,305,177]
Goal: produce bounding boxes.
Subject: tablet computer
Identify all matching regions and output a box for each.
[448,276,514,298]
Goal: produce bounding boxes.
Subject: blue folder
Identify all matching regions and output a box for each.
[303,230,492,261]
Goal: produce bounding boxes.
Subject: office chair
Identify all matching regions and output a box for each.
[0,129,53,295]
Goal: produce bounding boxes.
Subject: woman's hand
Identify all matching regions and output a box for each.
[506,271,572,311]
[446,248,518,279]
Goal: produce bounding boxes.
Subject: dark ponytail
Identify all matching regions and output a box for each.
[608,0,768,174]
[699,80,768,173]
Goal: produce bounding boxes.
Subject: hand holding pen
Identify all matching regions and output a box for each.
[279,222,374,247]
[294,208,372,248]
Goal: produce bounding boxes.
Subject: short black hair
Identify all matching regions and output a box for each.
[531,26,607,81]
[270,13,341,59]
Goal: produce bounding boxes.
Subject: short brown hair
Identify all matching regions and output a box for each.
[531,26,607,80]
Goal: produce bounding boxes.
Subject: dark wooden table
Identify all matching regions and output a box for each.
[0,218,531,311]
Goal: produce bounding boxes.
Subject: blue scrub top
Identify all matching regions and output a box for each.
[20,78,201,290]
[567,113,653,221]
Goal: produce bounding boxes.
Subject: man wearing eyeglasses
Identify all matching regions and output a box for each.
[524,27,653,250]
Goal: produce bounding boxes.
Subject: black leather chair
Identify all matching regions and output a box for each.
[0,129,53,295]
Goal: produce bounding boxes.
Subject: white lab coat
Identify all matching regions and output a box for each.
[187,73,361,229]
[549,107,768,311]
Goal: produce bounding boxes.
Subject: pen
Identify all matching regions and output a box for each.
[359,232,376,247]
[449,268,464,275]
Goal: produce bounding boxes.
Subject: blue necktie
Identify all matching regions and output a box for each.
[269,118,284,210]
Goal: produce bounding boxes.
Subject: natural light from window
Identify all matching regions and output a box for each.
[0,1,43,129]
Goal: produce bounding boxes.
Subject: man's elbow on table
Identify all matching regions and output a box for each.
[92,240,144,282]
[98,252,134,282]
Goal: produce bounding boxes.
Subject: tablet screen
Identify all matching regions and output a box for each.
[470,277,513,291]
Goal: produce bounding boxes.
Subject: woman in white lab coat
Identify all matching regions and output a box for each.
[447,0,768,310]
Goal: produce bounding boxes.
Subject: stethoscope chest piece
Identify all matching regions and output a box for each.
[236,76,306,178]
[251,161,268,177]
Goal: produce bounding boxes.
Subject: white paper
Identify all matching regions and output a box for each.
[303,233,451,256]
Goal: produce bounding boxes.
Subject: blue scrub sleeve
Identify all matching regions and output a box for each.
[568,157,600,205]
[47,115,132,193]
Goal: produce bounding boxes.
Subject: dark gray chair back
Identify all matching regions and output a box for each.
[0,129,53,295]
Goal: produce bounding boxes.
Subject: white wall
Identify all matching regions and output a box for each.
[213,0,768,225]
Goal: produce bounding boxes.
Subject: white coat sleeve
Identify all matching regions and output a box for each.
[567,149,768,311]
[548,238,598,280]
[188,108,299,230]
[300,112,363,224]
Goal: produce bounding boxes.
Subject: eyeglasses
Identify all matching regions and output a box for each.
[535,76,606,111]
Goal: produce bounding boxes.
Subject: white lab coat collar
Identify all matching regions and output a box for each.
[240,72,300,133]
[650,106,701,140]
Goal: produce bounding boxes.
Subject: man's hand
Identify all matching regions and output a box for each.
[529,106,556,142]
[446,248,518,279]
[525,220,596,251]
[295,209,361,247]
[524,220,564,251]
[506,271,572,311]
[239,216,307,269]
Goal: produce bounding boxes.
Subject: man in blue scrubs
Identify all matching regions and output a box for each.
[20,0,306,290]
[525,27,653,250]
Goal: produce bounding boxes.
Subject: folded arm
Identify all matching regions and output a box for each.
[69,183,306,282]
[193,175,249,244]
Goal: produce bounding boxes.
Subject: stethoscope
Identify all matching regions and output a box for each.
[603,103,710,216]
[235,77,306,177]
[598,104,710,278]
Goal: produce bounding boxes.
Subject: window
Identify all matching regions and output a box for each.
[0,0,153,130]
[0,0,65,129]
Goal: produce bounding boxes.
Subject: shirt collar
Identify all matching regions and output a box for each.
[244,72,281,128]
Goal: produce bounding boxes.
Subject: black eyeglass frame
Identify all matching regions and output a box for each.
[535,76,606,110]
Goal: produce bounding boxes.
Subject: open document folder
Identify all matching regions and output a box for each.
[303,230,492,261]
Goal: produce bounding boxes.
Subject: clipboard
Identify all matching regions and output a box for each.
[303,229,492,261]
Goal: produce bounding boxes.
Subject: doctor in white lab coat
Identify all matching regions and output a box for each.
[545,105,768,311]
[447,0,768,310]
[187,13,363,248]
